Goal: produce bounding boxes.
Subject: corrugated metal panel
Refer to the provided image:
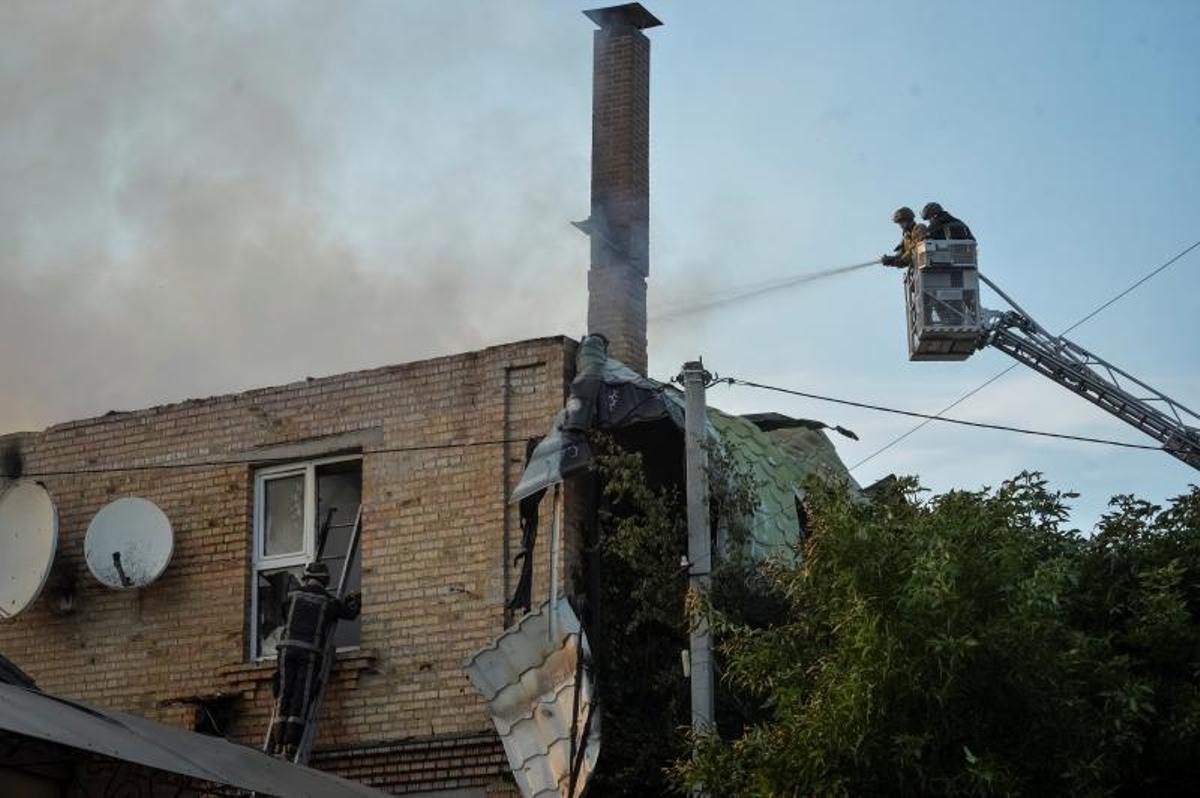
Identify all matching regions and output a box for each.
[0,683,388,797]
[464,597,597,798]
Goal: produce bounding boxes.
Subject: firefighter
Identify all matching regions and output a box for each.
[267,561,361,759]
[921,202,975,240]
[880,206,926,268]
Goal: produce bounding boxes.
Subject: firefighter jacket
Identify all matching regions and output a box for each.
[924,211,974,241]
[279,582,360,653]
[893,223,928,268]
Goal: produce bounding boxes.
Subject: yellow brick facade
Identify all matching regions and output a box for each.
[0,336,578,795]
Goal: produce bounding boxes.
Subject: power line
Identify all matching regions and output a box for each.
[722,378,1161,451]
[1064,239,1200,333]
[848,237,1200,471]
[1,437,531,479]
[847,365,1017,471]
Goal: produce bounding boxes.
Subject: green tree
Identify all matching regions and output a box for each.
[584,434,763,795]
[678,474,1200,797]
[584,436,690,796]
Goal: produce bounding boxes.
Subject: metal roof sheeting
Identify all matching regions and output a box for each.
[464,597,598,798]
[0,683,389,797]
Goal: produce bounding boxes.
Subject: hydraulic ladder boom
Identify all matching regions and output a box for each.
[977,277,1200,470]
[904,239,1200,470]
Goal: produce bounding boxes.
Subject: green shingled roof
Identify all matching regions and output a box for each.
[512,348,861,561]
[602,355,860,558]
[707,407,858,560]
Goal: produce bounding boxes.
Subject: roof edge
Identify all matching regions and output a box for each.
[20,335,578,437]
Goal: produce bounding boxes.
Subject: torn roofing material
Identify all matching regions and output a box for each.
[511,336,860,558]
[511,352,682,504]
[464,596,598,798]
[0,683,389,797]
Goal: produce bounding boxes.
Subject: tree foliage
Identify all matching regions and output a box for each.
[584,436,690,796]
[585,434,763,795]
[677,473,1200,797]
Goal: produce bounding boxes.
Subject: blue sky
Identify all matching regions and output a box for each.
[1,0,1196,529]
[645,0,1199,528]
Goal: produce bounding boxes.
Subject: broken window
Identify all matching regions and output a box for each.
[251,456,363,659]
[191,695,238,737]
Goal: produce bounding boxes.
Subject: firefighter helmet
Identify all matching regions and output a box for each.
[303,561,331,586]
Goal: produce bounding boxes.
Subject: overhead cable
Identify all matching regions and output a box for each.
[722,378,1162,452]
[848,237,1200,471]
[846,366,1017,470]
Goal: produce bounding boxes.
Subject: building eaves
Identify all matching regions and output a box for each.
[0,682,389,797]
[741,412,828,432]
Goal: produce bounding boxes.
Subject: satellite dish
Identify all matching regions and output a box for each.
[85,498,174,589]
[0,480,59,619]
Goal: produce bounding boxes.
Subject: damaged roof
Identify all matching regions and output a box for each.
[710,408,858,558]
[464,596,597,798]
[512,340,860,558]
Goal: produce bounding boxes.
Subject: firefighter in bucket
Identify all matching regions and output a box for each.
[880,206,927,269]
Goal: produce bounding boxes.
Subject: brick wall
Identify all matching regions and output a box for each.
[0,336,577,794]
[311,734,513,796]
[586,16,653,375]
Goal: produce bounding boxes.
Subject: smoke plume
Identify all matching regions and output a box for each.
[0,1,590,432]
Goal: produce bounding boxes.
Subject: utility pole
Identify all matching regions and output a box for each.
[679,360,715,734]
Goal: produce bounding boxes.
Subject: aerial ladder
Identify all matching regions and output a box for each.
[903,239,1200,470]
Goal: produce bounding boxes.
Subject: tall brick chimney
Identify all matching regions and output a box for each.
[580,4,661,376]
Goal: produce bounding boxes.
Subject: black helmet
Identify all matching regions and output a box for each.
[921,202,943,220]
[892,206,915,223]
[303,561,331,586]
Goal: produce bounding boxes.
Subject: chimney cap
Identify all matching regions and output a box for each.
[583,3,662,31]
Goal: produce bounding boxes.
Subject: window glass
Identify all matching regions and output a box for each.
[316,461,363,649]
[252,458,364,659]
[256,565,303,658]
[263,474,305,557]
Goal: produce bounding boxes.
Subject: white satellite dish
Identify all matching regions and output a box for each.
[0,480,59,619]
[85,497,174,589]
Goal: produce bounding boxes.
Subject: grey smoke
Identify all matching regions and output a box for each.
[0,2,590,432]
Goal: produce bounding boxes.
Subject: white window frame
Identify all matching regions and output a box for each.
[250,454,362,660]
